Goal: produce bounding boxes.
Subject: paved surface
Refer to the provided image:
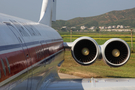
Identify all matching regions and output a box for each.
[58,73,81,79]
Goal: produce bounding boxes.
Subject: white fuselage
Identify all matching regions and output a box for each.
[0,13,64,90]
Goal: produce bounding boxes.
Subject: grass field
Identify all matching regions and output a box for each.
[60,32,135,52]
[59,32,135,78]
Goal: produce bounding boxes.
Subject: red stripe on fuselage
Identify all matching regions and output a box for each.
[0,40,64,83]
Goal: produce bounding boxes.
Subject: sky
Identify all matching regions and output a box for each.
[0,0,135,22]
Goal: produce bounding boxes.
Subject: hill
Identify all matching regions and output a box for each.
[52,7,135,30]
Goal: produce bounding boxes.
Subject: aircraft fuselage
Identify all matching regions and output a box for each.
[0,13,64,90]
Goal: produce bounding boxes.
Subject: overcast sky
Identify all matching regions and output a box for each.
[0,0,135,22]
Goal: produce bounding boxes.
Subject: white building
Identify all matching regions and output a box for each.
[112,25,116,29]
[61,26,67,29]
[117,25,121,28]
[120,25,124,29]
[90,26,96,30]
[108,26,112,29]
[101,26,105,29]
[71,27,76,29]
[80,26,87,30]
[117,25,124,29]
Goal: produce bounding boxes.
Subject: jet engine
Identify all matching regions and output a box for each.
[101,38,131,67]
[71,37,99,65]
[69,37,130,67]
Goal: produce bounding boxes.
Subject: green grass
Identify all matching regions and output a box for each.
[61,32,135,51]
[60,50,135,78]
[59,32,135,78]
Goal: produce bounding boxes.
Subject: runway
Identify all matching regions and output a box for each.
[58,73,81,79]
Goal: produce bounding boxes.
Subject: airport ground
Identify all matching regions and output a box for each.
[58,73,81,79]
[59,31,135,78]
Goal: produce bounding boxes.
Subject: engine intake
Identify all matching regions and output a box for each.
[102,38,130,67]
[71,37,99,65]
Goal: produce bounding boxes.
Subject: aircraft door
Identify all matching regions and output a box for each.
[9,20,47,90]
[4,22,31,90]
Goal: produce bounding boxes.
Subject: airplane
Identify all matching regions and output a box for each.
[0,0,134,90]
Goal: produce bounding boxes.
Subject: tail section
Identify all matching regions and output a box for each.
[39,0,56,26]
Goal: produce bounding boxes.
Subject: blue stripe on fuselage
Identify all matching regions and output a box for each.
[0,39,63,51]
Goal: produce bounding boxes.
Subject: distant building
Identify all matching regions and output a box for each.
[105,27,108,29]
[120,25,124,29]
[117,25,124,29]
[80,26,87,30]
[99,26,102,29]
[61,26,67,31]
[117,25,121,29]
[101,26,105,29]
[108,26,112,29]
[90,26,96,30]
[61,26,67,29]
[71,27,76,29]
[125,26,130,28]
[71,27,76,31]
[112,25,116,29]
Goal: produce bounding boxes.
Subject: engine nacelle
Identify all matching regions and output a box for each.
[69,37,130,67]
[101,38,131,67]
[71,37,99,65]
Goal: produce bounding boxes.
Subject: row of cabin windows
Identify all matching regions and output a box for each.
[11,20,41,37]
[23,24,41,36]
[4,20,41,37]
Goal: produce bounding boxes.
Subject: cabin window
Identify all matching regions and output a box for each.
[10,20,30,37]
[23,24,41,36]
[1,59,6,76]
[6,57,10,74]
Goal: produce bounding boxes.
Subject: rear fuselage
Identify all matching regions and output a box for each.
[0,13,64,90]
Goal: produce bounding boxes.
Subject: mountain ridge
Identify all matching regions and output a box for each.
[52,7,135,30]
